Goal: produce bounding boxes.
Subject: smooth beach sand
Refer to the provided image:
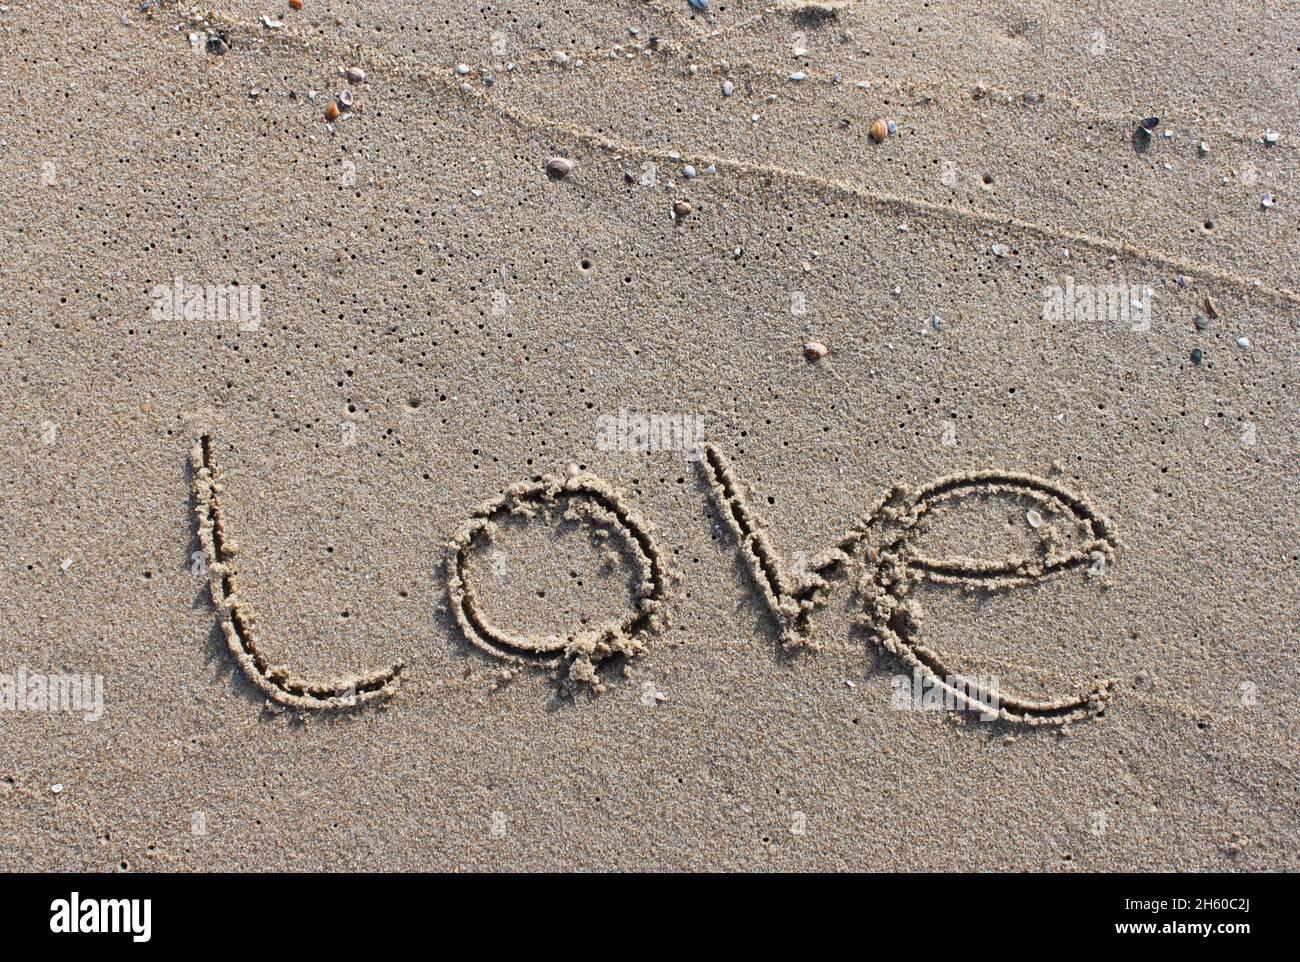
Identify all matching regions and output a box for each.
[0,0,1296,870]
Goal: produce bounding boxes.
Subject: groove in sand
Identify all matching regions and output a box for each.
[190,435,405,710]
[697,442,1118,725]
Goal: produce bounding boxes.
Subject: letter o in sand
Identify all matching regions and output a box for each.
[447,472,670,686]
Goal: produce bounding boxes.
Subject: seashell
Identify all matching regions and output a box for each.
[545,157,573,178]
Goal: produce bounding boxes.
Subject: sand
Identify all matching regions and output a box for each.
[0,0,1295,871]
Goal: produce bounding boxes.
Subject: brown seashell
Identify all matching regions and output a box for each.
[324,102,340,121]
[672,200,693,220]
[545,157,574,178]
[870,117,889,143]
[803,340,828,361]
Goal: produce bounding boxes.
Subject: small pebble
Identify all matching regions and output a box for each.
[886,120,897,135]
[324,102,340,121]
[206,35,229,55]
[289,0,303,8]
[1190,347,1204,365]
[345,66,366,84]
[60,558,74,572]
[260,14,283,29]
[869,117,889,143]
[51,784,64,794]
[1194,313,1210,331]
[991,243,1009,257]
[1264,131,1279,145]
[789,71,806,82]
[545,157,573,178]
[1176,275,1190,289]
[722,80,734,97]
[683,164,696,179]
[672,200,692,220]
[459,82,472,94]
[456,64,470,75]
[1261,193,1275,209]
[929,314,942,330]
[689,0,709,11]
[1236,336,1250,349]
[1140,116,1160,131]
[1198,141,1209,157]
[803,340,828,361]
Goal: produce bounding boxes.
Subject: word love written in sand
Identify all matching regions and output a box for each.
[190,436,1118,725]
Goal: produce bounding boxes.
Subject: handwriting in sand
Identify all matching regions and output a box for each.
[190,435,1117,724]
